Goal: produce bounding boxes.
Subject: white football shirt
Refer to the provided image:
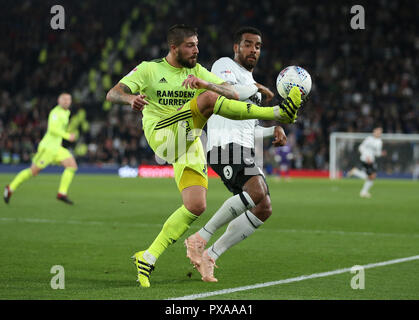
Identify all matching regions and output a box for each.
[358,136,383,163]
[206,57,262,150]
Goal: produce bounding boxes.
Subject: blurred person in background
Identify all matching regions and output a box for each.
[4,93,78,205]
[347,126,386,198]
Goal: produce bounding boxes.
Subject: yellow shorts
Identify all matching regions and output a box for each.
[32,146,73,169]
[146,96,208,192]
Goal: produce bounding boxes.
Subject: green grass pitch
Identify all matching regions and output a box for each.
[1,173,418,300]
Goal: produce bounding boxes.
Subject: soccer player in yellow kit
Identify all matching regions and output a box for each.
[106,24,302,287]
[4,93,78,205]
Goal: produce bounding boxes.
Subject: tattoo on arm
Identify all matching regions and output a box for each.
[206,82,239,100]
[106,83,133,105]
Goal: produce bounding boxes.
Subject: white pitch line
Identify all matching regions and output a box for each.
[259,227,419,238]
[0,217,162,228]
[1,217,419,239]
[167,254,419,300]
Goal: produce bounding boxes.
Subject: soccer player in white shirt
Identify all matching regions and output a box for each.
[348,126,386,198]
[185,27,288,282]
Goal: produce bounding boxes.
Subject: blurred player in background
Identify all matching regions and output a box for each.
[4,93,78,205]
[184,27,288,282]
[274,144,292,181]
[348,126,386,198]
[106,24,302,287]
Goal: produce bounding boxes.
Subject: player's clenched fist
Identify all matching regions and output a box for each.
[129,94,149,111]
[272,126,287,147]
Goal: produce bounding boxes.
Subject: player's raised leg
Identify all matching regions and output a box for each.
[348,167,367,179]
[192,84,302,124]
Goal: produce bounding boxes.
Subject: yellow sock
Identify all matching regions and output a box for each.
[9,168,33,192]
[58,167,76,195]
[213,96,276,120]
[147,205,198,260]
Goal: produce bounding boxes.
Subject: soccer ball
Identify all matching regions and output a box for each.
[276,66,312,100]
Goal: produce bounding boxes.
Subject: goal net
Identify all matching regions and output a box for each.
[329,132,419,179]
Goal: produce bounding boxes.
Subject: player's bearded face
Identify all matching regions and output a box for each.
[238,47,259,70]
[176,36,199,68]
[236,34,262,71]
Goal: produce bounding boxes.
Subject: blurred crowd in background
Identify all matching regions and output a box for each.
[1,0,418,172]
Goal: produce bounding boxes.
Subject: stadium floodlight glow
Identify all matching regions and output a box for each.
[329,132,419,179]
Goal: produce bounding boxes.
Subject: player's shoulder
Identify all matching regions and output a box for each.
[135,58,165,70]
[149,57,164,63]
[212,57,235,68]
[193,62,213,75]
[50,105,61,113]
[49,105,63,119]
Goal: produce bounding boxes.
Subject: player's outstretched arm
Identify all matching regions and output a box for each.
[182,75,239,100]
[206,82,239,100]
[106,83,148,111]
[255,125,286,146]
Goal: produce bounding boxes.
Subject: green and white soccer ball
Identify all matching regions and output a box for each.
[276,66,312,100]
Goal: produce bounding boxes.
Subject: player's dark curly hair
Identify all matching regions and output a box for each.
[233,26,262,44]
[167,24,198,47]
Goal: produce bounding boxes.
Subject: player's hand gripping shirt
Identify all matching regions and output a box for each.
[207,57,262,150]
[359,136,383,163]
[38,105,71,152]
[119,58,224,139]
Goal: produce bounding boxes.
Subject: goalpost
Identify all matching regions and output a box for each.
[329,132,419,179]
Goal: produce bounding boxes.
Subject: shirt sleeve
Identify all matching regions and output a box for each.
[211,60,238,84]
[211,59,258,100]
[255,125,275,137]
[48,111,71,140]
[119,61,149,94]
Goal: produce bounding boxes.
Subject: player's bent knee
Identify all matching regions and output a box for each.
[243,176,268,205]
[30,166,41,176]
[68,164,78,171]
[251,192,272,221]
[197,91,219,116]
[200,90,219,104]
[252,201,272,222]
[247,186,267,205]
[184,201,206,216]
[263,204,273,220]
[62,157,78,170]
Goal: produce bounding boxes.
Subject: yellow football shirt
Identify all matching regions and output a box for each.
[119,57,224,137]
